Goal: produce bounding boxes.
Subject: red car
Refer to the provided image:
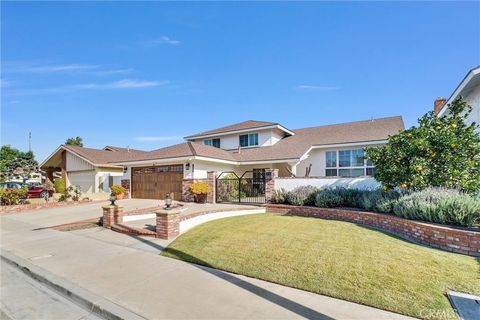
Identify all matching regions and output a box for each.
[0,182,53,199]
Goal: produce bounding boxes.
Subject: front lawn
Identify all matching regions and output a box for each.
[162,214,480,319]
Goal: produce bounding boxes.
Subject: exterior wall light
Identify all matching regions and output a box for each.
[110,192,117,206]
[165,192,172,208]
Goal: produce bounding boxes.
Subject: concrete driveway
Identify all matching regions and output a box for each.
[0,201,414,320]
[4,199,160,228]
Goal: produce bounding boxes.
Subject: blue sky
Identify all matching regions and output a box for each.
[1,1,479,162]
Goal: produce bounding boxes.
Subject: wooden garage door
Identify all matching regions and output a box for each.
[131,165,183,200]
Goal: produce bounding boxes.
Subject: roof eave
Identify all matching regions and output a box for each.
[184,124,295,140]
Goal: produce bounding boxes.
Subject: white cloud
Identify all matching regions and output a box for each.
[3,62,134,75]
[295,85,340,91]
[142,36,181,47]
[74,79,169,90]
[5,79,169,96]
[134,136,183,142]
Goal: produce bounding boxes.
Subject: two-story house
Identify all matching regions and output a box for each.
[40,116,404,201]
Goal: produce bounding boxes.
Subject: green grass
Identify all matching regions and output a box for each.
[162,214,480,319]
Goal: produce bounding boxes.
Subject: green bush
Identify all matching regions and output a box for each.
[58,185,82,202]
[286,186,319,206]
[271,188,289,204]
[54,178,66,193]
[0,187,29,205]
[314,189,344,208]
[393,187,480,227]
[357,189,401,213]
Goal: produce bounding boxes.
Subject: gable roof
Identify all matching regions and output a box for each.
[184,120,294,139]
[438,66,480,117]
[41,116,404,168]
[108,142,237,164]
[103,146,147,153]
[229,116,404,162]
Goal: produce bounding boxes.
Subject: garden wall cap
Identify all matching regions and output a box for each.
[155,208,183,215]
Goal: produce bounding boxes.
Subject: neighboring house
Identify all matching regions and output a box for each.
[40,145,147,194]
[40,117,404,200]
[435,66,480,132]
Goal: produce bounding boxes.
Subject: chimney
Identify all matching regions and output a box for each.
[434,97,447,114]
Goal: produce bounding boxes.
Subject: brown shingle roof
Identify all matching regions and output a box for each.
[107,142,236,163]
[61,145,146,166]
[228,116,404,162]
[45,116,404,167]
[185,120,278,139]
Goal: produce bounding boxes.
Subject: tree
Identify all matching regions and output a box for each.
[65,136,83,147]
[0,145,38,182]
[366,98,480,193]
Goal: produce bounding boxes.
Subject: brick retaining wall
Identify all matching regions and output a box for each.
[0,200,98,215]
[265,204,480,257]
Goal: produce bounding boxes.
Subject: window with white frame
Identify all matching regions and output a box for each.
[239,133,259,147]
[325,149,375,177]
[204,138,220,148]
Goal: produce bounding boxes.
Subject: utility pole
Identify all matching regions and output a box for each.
[29,132,31,152]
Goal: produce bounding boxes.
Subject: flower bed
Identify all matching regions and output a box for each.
[265,203,480,257]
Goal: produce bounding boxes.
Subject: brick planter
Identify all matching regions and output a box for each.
[265,204,480,257]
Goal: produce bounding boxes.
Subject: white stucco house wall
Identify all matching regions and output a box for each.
[436,66,480,133]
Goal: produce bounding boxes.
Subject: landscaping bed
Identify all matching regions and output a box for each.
[162,214,480,319]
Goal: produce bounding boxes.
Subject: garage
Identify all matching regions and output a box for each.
[68,171,95,194]
[131,164,184,200]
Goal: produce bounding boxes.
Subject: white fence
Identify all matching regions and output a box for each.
[275,177,380,192]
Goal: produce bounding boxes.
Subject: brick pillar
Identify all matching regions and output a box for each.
[207,171,217,204]
[102,206,115,228]
[155,209,180,239]
[113,206,124,224]
[265,169,278,203]
[182,179,195,202]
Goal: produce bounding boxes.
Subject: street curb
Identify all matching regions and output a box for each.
[0,250,146,320]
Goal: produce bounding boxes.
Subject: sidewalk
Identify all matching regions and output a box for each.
[0,208,415,320]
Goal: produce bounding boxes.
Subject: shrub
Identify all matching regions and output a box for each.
[190,181,211,195]
[54,178,66,193]
[393,187,480,227]
[315,189,344,208]
[43,178,54,192]
[286,186,319,206]
[0,187,29,205]
[357,189,401,213]
[110,185,126,195]
[58,185,82,202]
[271,188,289,204]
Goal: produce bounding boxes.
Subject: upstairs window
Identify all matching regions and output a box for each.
[204,138,220,148]
[239,133,259,147]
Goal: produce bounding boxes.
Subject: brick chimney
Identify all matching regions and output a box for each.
[434,97,447,114]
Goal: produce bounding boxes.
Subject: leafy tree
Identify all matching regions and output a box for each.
[0,145,38,182]
[367,98,480,193]
[65,136,83,147]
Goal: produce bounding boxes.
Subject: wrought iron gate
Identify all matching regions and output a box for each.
[216,170,266,204]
